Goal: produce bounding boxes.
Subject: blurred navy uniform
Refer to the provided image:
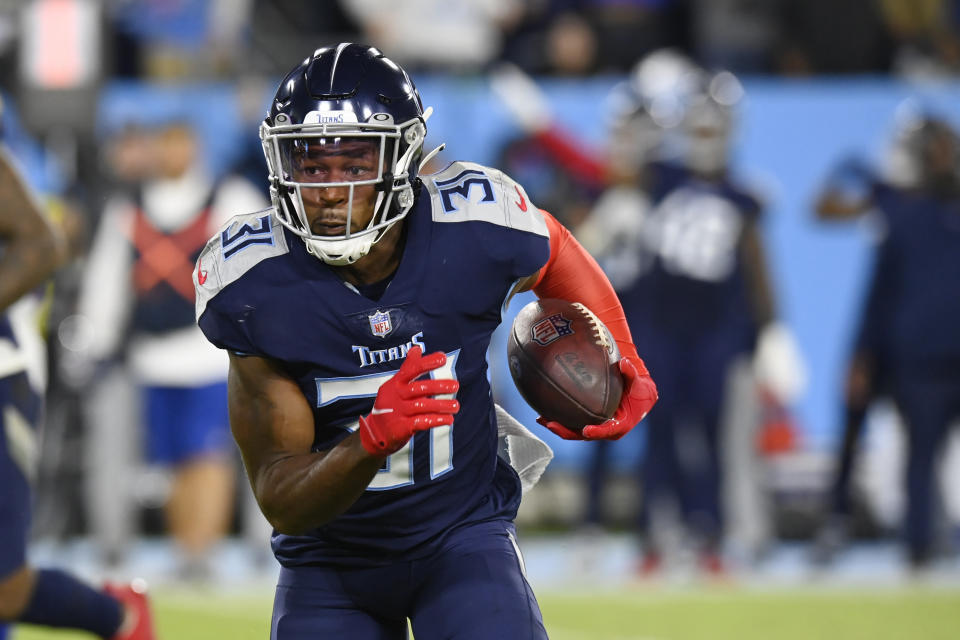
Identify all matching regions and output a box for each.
[0,302,43,584]
[869,173,960,567]
[816,116,960,567]
[0,140,156,638]
[0,139,47,591]
[581,70,793,570]
[631,160,762,558]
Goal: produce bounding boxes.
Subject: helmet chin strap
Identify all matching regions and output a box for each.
[304,217,403,266]
[305,234,376,265]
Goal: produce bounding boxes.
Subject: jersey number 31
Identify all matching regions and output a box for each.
[315,350,460,490]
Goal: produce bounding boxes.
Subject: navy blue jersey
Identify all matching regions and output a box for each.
[0,221,14,372]
[862,184,960,367]
[622,162,760,351]
[195,162,550,567]
[0,314,13,348]
[0,290,37,388]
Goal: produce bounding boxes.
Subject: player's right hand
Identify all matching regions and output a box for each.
[535,356,657,441]
[581,356,657,440]
[358,346,460,456]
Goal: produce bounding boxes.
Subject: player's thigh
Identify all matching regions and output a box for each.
[271,572,407,640]
[0,463,31,618]
[410,522,547,640]
[0,566,33,619]
[0,377,33,585]
[0,461,30,583]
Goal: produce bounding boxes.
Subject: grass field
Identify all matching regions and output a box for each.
[11,585,960,640]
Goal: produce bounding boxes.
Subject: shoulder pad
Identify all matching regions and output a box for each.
[194,208,289,320]
[421,161,548,237]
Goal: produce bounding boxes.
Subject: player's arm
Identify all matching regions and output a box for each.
[515,210,658,441]
[228,347,458,534]
[814,157,875,221]
[741,216,807,405]
[816,190,873,220]
[740,219,775,329]
[0,149,68,312]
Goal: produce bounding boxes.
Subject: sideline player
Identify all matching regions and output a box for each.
[576,68,803,574]
[0,143,154,637]
[814,113,960,569]
[195,43,658,639]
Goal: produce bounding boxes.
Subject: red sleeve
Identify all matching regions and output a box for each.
[533,128,607,189]
[532,211,643,365]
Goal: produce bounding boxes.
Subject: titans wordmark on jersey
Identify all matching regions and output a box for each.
[194,162,549,567]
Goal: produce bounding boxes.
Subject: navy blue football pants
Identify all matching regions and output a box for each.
[270,520,548,640]
[893,368,960,563]
[635,335,741,552]
[0,371,39,579]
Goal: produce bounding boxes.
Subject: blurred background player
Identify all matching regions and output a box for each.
[571,50,691,538]
[809,143,899,565]
[0,129,154,639]
[75,120,268,580]
[812,108,960,570]
[580,63,805,575]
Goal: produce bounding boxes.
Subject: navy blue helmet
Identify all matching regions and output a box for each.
[260,44,431,265]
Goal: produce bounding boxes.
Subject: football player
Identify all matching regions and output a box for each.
[195,44,657,639]
[0,142,154,637]
[591,69,804,574]
[814,111,960,570]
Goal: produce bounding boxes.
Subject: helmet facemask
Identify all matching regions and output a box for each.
[261,112,425,265]
[682,96,732,176]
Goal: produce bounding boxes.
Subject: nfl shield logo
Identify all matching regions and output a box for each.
[531,313,573,346]
[368,310,393,338]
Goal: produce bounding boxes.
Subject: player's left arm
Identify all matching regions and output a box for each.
[0,148,69,313]
[741,219,775,329]
[515,210,658,441]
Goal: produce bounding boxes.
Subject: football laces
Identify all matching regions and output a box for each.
[571,302,615,357]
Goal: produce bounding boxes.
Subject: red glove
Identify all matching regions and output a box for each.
[536,355,658,441]
[358,346,460,456]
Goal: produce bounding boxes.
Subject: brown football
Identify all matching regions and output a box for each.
[507,298,623,433]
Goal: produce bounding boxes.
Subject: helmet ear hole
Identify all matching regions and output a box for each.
[397,186,414,209]
[404,123,425,146]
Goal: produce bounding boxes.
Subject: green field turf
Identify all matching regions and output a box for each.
[12,585,960,640]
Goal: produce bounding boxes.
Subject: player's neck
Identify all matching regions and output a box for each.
[331,221,407,286]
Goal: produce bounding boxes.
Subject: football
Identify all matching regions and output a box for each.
[507,298,623,433]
